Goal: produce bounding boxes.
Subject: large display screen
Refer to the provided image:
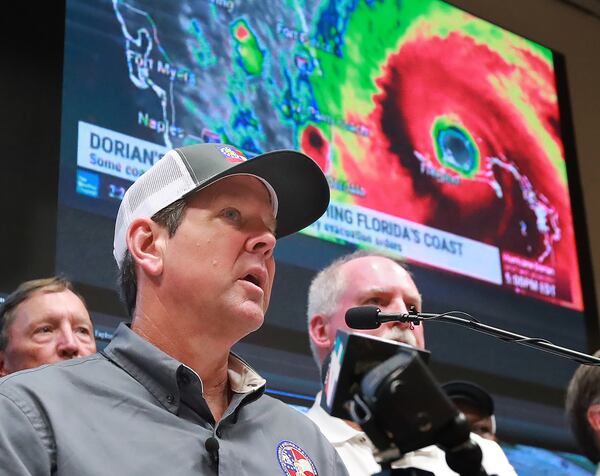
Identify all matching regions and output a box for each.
[55,0,593,450]
[62,0,581,310]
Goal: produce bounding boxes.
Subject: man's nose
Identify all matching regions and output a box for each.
[384,301,411,329]
[56,328,80,359]
[382,319,413,331]
[246,229,276,258]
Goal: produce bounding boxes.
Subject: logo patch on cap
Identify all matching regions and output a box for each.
[218,146,247,163]
[276,440,318,476]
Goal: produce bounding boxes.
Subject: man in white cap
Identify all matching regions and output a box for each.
[0,143,349,475]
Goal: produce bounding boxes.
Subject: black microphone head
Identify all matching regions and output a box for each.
[345,306,381,329]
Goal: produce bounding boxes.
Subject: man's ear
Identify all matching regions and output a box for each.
[0,351,8,378]
[587,404,600,432]
[308,314,332,359]
[127,218,167,277]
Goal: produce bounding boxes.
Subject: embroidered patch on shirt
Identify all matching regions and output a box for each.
[276,440,318,476]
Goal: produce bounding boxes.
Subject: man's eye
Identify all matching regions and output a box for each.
[221,208,241,222]
[76,327,90,335]
[35,326,52,334]
[363,297,382,306]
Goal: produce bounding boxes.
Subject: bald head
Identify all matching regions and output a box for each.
[307,251,424,366]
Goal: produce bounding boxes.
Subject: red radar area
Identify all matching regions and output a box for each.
[301,125,330,174]
[234,24,249,41]
[336,28,580,309]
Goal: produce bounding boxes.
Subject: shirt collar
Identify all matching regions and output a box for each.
[103,323,182,409]
[102,323,266,410]
[228,353,266,393]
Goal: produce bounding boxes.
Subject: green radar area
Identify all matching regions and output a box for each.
[231,19,264,76]
[432,117,480,178]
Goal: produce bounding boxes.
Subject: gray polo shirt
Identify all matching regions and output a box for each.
[0,324,349,476]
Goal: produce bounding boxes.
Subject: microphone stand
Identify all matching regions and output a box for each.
[398,308,600,366]
[342,306,598,476]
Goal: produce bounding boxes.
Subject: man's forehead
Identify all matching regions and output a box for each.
[193,175,274,206]
[10,293,89,329]
[341,256,412,284]
[188,175,277,229]
[351,283,421,300]
[340,258,421,297]
[21,288,68,305]
[17,289,84,313]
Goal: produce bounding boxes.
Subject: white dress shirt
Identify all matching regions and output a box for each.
[308,393,518,476]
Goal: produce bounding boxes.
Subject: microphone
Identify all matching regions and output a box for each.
[345,306,421,329]
[349,306,600,367]
[205,436,219,466]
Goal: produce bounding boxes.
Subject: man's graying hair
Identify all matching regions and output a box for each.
[0,276,82,351]
[306,250,408,366]
[565,350,600,463]
[118,199,187,317]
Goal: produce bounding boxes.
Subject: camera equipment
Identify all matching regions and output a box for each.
[321,331,488,476]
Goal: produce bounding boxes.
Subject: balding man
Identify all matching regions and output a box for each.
[307,250,516,475]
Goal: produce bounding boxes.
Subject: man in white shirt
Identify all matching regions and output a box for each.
[306,250,517,476]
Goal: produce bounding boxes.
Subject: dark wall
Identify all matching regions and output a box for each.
[0,3,65,289]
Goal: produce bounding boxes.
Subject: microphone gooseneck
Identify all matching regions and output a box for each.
[344,306,600,366]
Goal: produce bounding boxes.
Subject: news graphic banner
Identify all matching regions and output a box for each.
[76,121,168,201]
[305,202,502,285]
[61,0,583,311]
